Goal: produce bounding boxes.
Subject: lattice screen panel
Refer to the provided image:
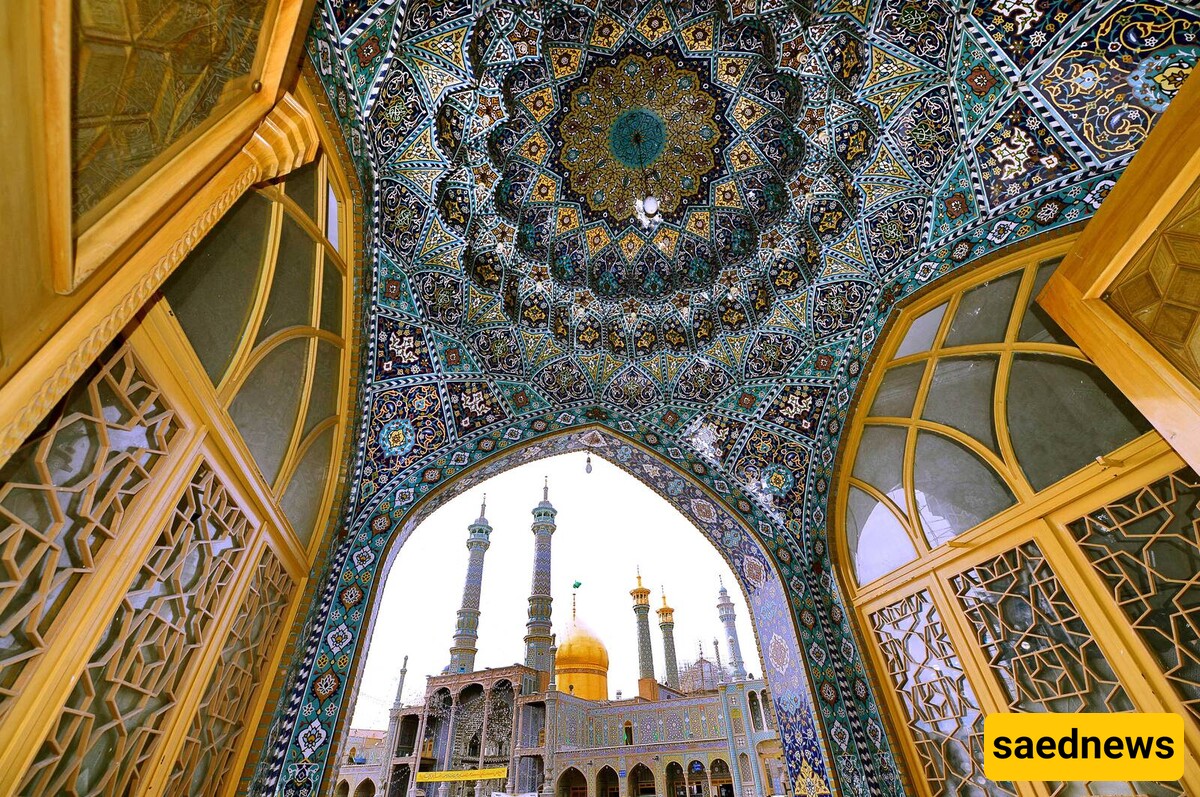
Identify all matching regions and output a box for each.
[163,547,294,797]
[952,541,1184,797]
[870,589,1016,797]
[0,343,181,721]
[1107,180,1200,386]
[17,463,250,796]
[952,541,1130,713]
[1067,468,1200,725]
[73,0,268,219]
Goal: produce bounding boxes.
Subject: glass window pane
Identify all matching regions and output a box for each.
[895,303,947,358]
[1007,354,1151,492]
[228,338,309,487]
[852,425,907,509]
[320,257,344,335]
[72,0,269,218]
[256,213,317,345]
[303,341,342,439]
[944,271,1022,347]
[922,356,999,452]
[281,427,335,546]
[846,487,917,585]
[162,192,271,385]
[1018,261,1074,345]
[285,159,319,219]
[326,182,341,252]
[869,363,925,418]
[914,431,1015,547]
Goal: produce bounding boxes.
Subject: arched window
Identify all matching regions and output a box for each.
[746,692,763,733]
[838,253,1200,797]
[161,113,351,554]
[623,720,633,745]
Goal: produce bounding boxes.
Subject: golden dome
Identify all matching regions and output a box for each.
[555,618,609,700]
[556,618,609,669]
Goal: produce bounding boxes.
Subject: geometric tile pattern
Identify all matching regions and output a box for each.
[261,0,1200,794]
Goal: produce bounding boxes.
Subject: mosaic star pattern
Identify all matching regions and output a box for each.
[259,0,1200,795]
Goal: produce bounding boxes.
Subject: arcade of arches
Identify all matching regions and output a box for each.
[3,1,1200,796]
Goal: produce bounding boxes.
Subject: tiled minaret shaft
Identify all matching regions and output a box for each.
[658,591,680,690]
[631,572,656,698]
[448,498,492,673]
[524,479,556,676]
[717,578,747,679]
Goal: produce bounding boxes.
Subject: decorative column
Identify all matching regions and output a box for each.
[410,693,431,797]
[476,691,491,797]
[657,590,680,690]
[543,688,559,797]
[525,479,556,683]
[716,579,747,680]
[631,571,656,700]
[506,701,522,796]
[718,683,743,797]
[449,498,493,673]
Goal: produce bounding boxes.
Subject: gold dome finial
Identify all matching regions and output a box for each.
[658,587,674,622]
[631,567,651,604]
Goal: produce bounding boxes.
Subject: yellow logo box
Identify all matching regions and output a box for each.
[984,713,1185,781]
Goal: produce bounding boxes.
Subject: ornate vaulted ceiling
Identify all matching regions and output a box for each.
[272,0,1200,793]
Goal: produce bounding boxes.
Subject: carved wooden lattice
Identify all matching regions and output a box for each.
[1067,468,1200,725]
[18,463,250,796]
[952,541,1184,797]
[73,0,269,218]
[870,589,1016,797]
[952,541,1131,714]
[0,343,180,721]
[162,547,293,797]
[1107,180,1200,385]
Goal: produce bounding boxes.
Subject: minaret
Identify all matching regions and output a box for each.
[525,478,556,685]
[717,577,747,679]
[657,589,680,690]
[447,497,492,673]
[631,570,656,700]
[392,655,409,708]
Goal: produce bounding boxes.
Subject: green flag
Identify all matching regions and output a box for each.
[572,580,582,589]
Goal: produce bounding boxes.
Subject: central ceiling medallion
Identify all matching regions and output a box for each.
[556,51,719,223]
[479,1,807,317]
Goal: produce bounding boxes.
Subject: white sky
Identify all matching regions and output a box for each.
[350,451,763,729]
